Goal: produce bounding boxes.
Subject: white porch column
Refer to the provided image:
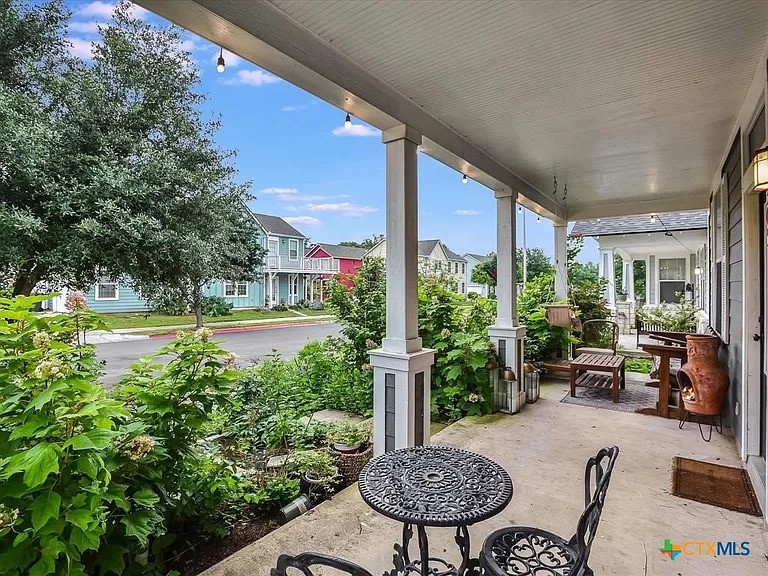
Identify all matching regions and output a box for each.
[622,259,635,302]
[553,224,568,301]
[488,189,525,385]
[369,125,434,456]
[598,248,616,309]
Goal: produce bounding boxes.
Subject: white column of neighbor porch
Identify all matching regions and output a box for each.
[488,190,525,382]
[598,248,617,309]
[622,259,635,302]
[553,224,568,301]
[369,125,434,456]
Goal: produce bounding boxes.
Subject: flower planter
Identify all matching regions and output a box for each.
[330,441,362,454]
[331,444,372,485]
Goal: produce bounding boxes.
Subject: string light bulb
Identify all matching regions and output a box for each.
[536,215,541,223]
[694,265,702,276]
[650,214,656,224]
[344,113,351,129]
[461,174,468,184]
[518,205,522,214]
[216,47,225,73]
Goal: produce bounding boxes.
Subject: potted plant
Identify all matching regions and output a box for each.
[286,449,339,491]
[327,422,371,454]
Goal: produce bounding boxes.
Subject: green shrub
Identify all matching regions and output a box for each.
[202,295,234,317]
[150,287,189,316]
[636,300,697,332]
[570,279,610,321]
[271,305,288,312]
[624,358,653,373]
[517,275,576,363]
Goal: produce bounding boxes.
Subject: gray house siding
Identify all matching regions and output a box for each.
[721,137,743,445]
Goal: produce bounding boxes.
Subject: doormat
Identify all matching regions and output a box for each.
[671,457,762,517]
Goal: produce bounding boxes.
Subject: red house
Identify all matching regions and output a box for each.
[304,243,367,298]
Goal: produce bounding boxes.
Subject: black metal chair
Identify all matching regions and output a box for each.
[479,446,619,576]
[271,552,374,576]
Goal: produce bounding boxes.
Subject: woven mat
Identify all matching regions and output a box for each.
[560,381,658,413]
[671,457,762,517]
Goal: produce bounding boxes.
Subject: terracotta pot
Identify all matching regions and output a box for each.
[677,335,729,416]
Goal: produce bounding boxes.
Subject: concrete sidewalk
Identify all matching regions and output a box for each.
[110,314,334,334]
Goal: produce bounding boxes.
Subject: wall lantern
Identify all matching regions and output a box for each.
[753,146,768,191]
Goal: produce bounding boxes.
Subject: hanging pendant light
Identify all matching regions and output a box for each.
[753,146,768,190]
[461,174,468,184]
[344,113,352,128]
[216,47,226,73]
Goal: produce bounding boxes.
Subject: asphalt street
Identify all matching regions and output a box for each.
[97,322,341,385]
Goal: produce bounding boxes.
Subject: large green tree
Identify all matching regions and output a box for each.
[339,233,384,250]
[0,0,263,304]
[470,248,553,287]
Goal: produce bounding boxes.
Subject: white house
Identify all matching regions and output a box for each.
[366,239,467,294]
[463,253,492,296]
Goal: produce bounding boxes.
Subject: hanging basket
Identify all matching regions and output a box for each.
[545,305,575,327]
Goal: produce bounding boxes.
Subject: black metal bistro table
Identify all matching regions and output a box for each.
[358,446,513,576]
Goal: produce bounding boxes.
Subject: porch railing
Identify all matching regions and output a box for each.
[266,256,340,272]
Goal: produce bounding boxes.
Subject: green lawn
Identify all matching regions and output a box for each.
[100,308,331,330]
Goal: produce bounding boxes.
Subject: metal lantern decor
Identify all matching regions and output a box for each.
[753,146,768,191]
[492,366,525,414]
[523,362,540,403]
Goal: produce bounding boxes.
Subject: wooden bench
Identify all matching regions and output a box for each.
[570,353,626,403]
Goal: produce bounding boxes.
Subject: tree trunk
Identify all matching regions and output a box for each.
[13,267,40,296]
[192,282,204,328]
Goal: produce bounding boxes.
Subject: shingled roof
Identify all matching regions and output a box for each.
[570,209,708,237]
[306,243,367,259]
[418,240,466,261]
[252,213,307,238]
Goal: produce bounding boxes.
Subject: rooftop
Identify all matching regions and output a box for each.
[306,243,367,259]
[251,213,307,238]
[570,209,709,237]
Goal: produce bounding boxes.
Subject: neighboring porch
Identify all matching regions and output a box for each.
[203,380,768,576]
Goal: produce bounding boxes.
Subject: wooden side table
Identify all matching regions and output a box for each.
[570,353,626,403]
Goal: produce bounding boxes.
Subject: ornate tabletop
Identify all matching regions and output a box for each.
[358,445,513,527]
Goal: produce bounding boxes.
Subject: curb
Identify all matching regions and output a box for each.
[148,320,334,339]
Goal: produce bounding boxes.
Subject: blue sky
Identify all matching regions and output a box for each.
[65,1,598,262]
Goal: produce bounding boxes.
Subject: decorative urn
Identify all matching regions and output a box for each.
[677,335,729,416]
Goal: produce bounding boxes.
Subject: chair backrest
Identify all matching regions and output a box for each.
[272,553,374,576]
[581,320,619,353]
[569,446,620,574]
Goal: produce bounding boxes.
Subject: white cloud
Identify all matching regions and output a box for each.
[67,38,95,60]
[77,1,148,19]
[281,104,309,112]
[455,209,483,216]
[260,187,298,195]
[69,21,103,34]
[303,202,377,216]
[212,48,242,68]
[279,193,350,202]
[332,124,380,137]
[284,206,297,212]
[222,69,280,87]
[284,216,322,227]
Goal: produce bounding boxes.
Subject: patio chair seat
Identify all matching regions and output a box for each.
[574,346,615,356]
[481,527,579,576]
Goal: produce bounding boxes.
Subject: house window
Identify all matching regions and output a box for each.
[95,280,119,301]
[268,240,278,256]
[462,263,466,274]
[658,258,686,304]
[224,281,248,297]
[460,282,465,293]
[288,239,299,260]
[454,262,459,273]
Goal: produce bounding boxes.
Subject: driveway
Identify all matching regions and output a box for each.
[97,322,341,385]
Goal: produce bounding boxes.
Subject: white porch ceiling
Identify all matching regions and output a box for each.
[138,0,768,220]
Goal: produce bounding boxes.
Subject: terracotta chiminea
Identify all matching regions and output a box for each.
[677,335,729,416]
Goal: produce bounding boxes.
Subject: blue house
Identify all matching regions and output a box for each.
[78,212,322,313]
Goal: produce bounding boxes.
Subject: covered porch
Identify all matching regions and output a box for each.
[202,381,768,576]
[139,0,768,553]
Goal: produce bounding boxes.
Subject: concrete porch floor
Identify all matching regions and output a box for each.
[205,381,768,576]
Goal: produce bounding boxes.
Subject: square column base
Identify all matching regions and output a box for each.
[488,325,526,383]
[369,348,435,456]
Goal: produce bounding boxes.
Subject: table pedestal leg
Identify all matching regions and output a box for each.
[390,523,472,576]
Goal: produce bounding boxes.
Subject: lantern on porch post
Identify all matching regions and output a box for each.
[753,146,768,191]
